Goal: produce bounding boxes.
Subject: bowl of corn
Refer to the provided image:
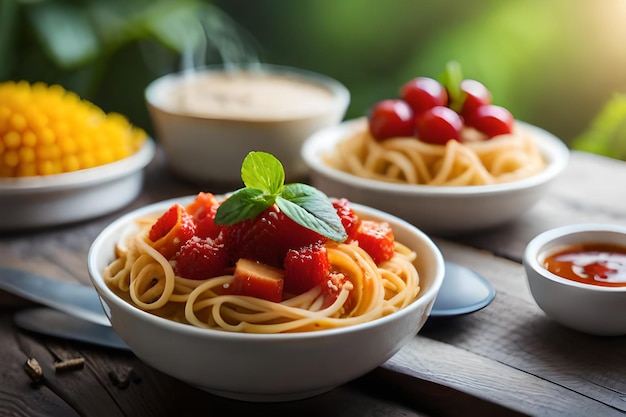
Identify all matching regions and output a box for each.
[0,81,155,230]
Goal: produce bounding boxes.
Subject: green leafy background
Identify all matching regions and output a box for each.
[3,0,626,159]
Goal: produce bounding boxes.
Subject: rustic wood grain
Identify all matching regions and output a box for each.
[385,336,625,417]
[0,315,80,417]
[3,313,432,417]
[429,241,626,415]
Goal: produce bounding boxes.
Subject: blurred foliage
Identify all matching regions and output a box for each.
[213,0,626,158]
[571,94,626,160]
[3,0,626,159]
[0,0,258,132]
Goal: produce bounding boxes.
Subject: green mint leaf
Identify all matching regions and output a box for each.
[241,151,285,195]
[277,183,348,242]
[214,188,272,225]
[215,151,347,242]
[440,60,465,113]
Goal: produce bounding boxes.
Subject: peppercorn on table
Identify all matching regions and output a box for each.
[0,146,625,417]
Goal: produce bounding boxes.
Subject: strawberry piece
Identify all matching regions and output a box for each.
[185,192,217,217]
[319,273,349,309]
[172,235,229,280]
[196,204,220,239]
[283,243,331,295]
[222,206,325,268]
[270,208,326,254]
[332,198,360,238]
[222,212,282,267]
[185,192,221,239]
[230,258,284,303]
[353,220,395,264]
[148,204,196,259]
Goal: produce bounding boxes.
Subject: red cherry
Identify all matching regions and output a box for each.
[415,106,463,145]
[368,99,415,141]
[471,105,514,138]
[400,77,448,116]
[460,79,492,121]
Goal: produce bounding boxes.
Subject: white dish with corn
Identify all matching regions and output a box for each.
[0,81,154,230]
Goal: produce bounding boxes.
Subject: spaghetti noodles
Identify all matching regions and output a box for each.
[103,212,421,334]
[328,121,546,186]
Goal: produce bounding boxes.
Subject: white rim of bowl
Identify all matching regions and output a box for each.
[144,63,351,123]
[0,139,155,194]
[302,118,570,197]
[88,195,445,341]
[524,223,626,293]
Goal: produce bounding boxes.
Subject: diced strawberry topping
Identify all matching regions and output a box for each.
[271,208,326,254]
[319,273,350,309]
[172,235,229,280]
[148,204,196,259]
[332,198,361,238]
[283,243,331,295]
[222,211,283,267]
[185,192,217,217]
[230,258,284,303]
[196,204,221,239]
[185,192,222,239]
[222,206,325,268]
[353,220,395,264]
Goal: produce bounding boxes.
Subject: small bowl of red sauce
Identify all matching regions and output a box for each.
[523,223,626,336]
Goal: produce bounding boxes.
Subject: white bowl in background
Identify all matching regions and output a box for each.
[302,118,570,236]
[88,196,445,402]
[145,64,350,186]
[523,223,626,336]
[0,139,155,230]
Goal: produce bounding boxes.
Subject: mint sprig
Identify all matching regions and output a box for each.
[214,152,348,242]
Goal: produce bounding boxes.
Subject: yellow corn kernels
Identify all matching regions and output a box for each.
[0,81,147,177]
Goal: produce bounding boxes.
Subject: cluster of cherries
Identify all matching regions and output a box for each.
[368,76,514,145]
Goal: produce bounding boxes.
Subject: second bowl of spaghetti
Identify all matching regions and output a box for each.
[87,192,444,402]
[302,117,570,235]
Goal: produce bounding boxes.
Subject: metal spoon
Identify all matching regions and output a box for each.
[430,261,496,318]
[14,307,129,350]
[0,266,110,326]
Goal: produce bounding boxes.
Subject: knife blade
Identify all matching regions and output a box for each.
[14,307,129,351]
[0,266,110,326]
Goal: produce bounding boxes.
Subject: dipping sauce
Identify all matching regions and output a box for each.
[543,243,626,287]
[166,71,335,121]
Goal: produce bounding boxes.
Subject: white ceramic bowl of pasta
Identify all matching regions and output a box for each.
[87,196,445,402]
[145,64,349,185]
[302,117,570,236]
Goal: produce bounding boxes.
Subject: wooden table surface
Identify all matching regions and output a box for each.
[1,147,625,417]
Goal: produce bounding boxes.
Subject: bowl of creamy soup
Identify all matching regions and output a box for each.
[145,64,350,185]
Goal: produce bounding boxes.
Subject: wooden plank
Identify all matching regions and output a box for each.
[357,366,530,417]
[0,315,80,417]
[3,310,432,416]
[384,336,624,417]
[415,240,626,414]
